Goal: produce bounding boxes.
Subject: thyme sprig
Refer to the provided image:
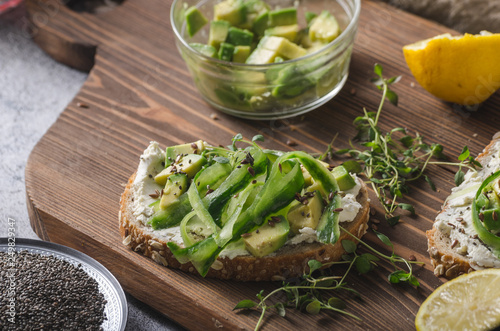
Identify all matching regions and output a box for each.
[234,228,423,330]
[333,64,481,225]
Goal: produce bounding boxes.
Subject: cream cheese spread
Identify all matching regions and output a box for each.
[434,139,500,269]
[131,142,364,259]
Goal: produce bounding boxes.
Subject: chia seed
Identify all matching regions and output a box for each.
[0,250,107,330]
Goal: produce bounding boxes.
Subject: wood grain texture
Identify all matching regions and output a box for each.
[24,0,500,329]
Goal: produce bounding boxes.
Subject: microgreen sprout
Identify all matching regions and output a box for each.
[332,64,481,225]
[234,228,423,330]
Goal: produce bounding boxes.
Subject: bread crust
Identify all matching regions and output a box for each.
[427,133,500,279]
[119,173,370,281]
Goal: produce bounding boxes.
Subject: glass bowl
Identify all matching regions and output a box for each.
[170,0,361,120]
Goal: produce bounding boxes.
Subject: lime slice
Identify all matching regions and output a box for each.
[416,269,500,331]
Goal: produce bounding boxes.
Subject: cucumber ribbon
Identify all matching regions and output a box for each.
[472,170,500,258]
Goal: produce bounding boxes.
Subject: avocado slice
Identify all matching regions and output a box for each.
[331,166,356,191]
[264,24,299,41]
[189,43,217,57]
[233,45,251,63]
[245,47,277,64]
[160,173,188,209]
[287,192,324,235]
[226,27,254,46]
[165,140,205,163]
[309,10,341,43]
[260,36,307,59]
[268,7,297,27]
[214,0,246,26]
[252,11,269,36]
[155,153,207,185]
[208,20,230,50]
[218,42,235,61]
[185,6,208,37]
[243,215,289,257]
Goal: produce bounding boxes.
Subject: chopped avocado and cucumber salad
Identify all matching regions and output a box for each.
[181,0,348,112]
[147,136,358,276]
[185,0,341,63]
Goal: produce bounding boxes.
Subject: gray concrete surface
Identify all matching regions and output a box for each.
[0,12,184,331]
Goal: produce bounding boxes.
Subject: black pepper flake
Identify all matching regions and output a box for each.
[334,208,344,212]
[279,163,282,173]
[479,213,485,221]
[248,167,255,177]
[205,189,214,195]
[271,216,281,223]
[451,239,459,249]
[191,142,198,149]
[286,139,297,147]
[408,255,416,261]
[494,211,498,221]
[268,220,275,227]
[148,174,153,178]
[252,180,257,184]
[256,230,259,234]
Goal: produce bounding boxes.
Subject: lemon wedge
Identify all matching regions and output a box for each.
[415,269,500,331]
[403,31,500,105]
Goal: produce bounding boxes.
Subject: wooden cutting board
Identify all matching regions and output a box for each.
[25,0,500,329]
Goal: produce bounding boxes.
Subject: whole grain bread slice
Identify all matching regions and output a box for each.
[427,132,500,279]
[119,172,370,281]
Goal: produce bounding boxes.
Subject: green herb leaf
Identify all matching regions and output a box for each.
[233,300,257,310]
[431,143,446,159]
[275,302,286,317]
[328,297,346,310]
[252,134,265,142]
[214,156,230,164]
[341,254,353,261]
[386,89,398,106]
[424,175,436,191]
[308,259,323,273]
[458,146,470,161]
[408,275,420,287]
[335,148,350,155]
[386,75,402,85]
[399,135,413,148]
[374,230,393,248]
[355,255,372,274]
[373,63,383,78]
[386,215,400,226]
[315,277,335,287]
[455,170,465,186]
[306,301,321,315]
[388,270,407,284]
[398,203,415,215]
[342,240,357,254]
[361,253,380,262]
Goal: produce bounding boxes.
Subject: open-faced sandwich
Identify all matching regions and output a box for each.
[428,133,500,279]
[119,137,370,281]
